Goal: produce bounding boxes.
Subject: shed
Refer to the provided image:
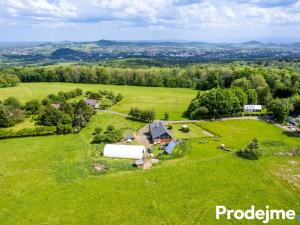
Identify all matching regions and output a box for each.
[51,103,61,110]
[84,99,100,109]
[165,140,177,154]
[244,105,262,112]
[103,144,145,159]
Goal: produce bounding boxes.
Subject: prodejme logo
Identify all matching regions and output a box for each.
[216,205,300,224]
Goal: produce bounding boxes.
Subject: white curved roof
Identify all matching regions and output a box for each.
[103,144,145,159]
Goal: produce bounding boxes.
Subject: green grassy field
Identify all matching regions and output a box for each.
[0,111,300,224]
[1,83,300,224]
[169,123,212,139]
[0,82,197,120]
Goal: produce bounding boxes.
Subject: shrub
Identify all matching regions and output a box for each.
[94,127,103,134]
[25,99,41,114]
[236,138,260,160]
[0,126,56,139]
[56,123,73,134]
[106,125,115,132]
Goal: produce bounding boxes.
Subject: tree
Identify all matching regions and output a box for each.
[0,104,14,127]
[291,95,300,115]
[164,112,169,120]
[4,97,21,108]
[186,88,247,119]
[231,77,251,91]
[246,89,258,104]
[236,138,260,160]
[25,99,41,114]
[268,98,294,122]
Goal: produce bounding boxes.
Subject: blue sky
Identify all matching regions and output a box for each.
[0,0,300,42]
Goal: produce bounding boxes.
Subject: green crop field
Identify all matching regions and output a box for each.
[0,82,197,120]
[0,83,300,224]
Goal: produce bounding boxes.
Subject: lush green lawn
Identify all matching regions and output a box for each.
[0,82,197,120]
[0,113,300,225]
[169,123,212,139]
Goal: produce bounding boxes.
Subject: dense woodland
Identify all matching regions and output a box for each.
[1,61,300,123]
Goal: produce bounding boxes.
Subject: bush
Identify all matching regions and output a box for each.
[25,99,41,114]
[0,126,56,139]
[4,97,22,109]
[56,123,73,134]
[236,138,260,160]
[94,127,103,134]
[92,128,122,144]
[106,125,115,132]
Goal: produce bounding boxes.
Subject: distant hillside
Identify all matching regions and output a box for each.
[51,48,83,59]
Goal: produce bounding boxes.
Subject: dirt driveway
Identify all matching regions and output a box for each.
[136,124,151,148]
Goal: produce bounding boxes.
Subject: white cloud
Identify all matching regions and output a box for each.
[0,0,300,41]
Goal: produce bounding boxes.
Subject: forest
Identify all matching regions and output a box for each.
[1,61,300,123]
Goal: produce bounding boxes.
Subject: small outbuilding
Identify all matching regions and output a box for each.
[244,105,262,112]
[103,144,145,159]
[165,140,177,154]
[84,99,100,109]
[288,117,299,126]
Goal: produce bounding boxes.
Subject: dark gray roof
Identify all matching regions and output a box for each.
[149,121,172,139]
[165,140,177,154]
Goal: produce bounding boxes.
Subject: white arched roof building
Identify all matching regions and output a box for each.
[103,144,145,159]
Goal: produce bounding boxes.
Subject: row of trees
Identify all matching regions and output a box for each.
[128,107,155,122]
[0,73,20,88]
[6,63,300,99]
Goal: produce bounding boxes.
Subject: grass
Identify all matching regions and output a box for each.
[0,83,300,224]
[0,114,300,224]
[0,82,197,120]
[169,123,212,139]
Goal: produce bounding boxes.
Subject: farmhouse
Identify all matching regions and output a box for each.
[149,121,172,144]
[103,144,145,159]
[84,99,100,109]
[244,105,262,112]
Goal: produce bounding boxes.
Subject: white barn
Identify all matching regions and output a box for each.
[244,105,262,112]
[103,144,145,159]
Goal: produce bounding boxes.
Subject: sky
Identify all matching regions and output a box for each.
[0,0,300,42]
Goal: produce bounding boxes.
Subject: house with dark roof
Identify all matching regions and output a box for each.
[84,99,100,109]
[149,121,172,144]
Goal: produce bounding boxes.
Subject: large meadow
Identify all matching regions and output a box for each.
[0,83,300,225]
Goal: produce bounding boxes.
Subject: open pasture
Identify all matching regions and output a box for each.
[0,82,197,120]
[0,113,299,224]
